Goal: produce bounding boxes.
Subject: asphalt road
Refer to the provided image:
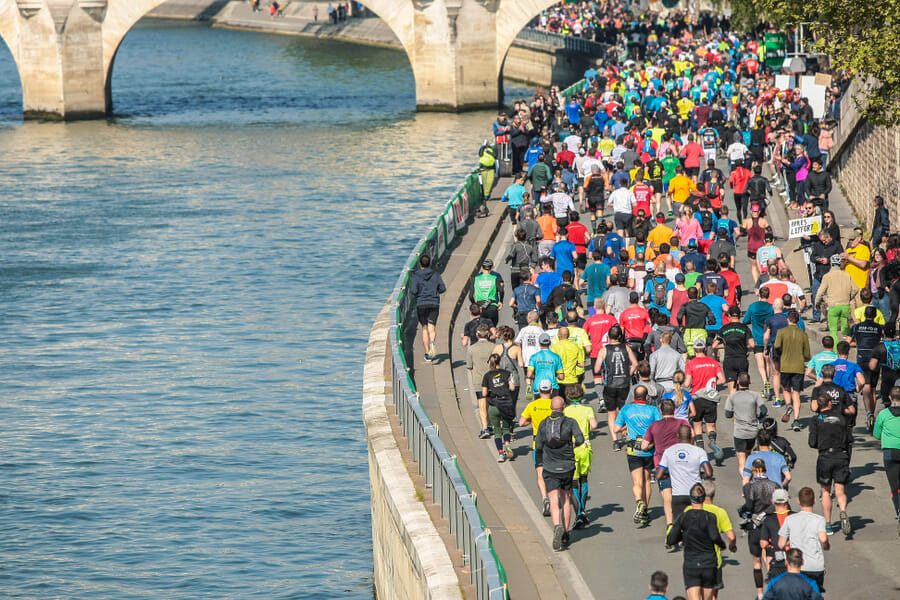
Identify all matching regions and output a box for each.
[461,165,900,599]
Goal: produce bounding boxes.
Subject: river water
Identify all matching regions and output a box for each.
[0,20,527,599]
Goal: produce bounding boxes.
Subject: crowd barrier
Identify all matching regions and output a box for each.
[389,172,508,600]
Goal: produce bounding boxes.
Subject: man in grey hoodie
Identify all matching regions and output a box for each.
[409,254,447,362]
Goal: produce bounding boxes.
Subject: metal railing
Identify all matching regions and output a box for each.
[388,172,508,600]
[516,27,610,57]
[561,78,587,99]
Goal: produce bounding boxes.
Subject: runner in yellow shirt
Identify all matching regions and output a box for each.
[667,165,697,212]
[648,213,675,250]
[551,327,585,389]
[563,384,598,529]
[520,381,554,515]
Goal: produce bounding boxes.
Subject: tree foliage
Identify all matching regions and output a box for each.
[727,0,900,126]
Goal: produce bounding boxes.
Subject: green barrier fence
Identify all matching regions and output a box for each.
[387,171,508,600]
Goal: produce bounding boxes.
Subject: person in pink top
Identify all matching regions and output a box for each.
[674,207,703,250]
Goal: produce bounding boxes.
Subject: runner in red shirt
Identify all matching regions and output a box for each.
[716,256,742,306]
[619,292,652,360]
[566,212,591,282]
[584,300,618,359]
[631,173,654,217]
[680,134,705,183]
[683,339,726,460]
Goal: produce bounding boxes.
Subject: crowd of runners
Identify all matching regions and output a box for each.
[410,3,900,599]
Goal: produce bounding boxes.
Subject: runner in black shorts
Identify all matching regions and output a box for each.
[408,254,446,362]
[850,306,884,431]
[685,166,700,179]
[714,306,752,394]
[666,483,725,598]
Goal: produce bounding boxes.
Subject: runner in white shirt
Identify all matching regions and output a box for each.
[515,314,545,367]
[658,424,714,518]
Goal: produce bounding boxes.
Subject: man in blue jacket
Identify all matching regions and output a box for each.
[763,548,823,600]
[409,254,446,362]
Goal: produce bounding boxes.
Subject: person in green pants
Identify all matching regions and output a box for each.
[815,255,858,343]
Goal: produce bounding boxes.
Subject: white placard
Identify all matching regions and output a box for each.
[788,215,822,239]
[800,75,827,118]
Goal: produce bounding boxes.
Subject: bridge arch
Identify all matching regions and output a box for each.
[0,0,566,119]
[495,0,563,73]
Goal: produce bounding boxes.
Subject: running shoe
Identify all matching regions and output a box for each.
[478,428,491,440]
[561,531,570,547]
[423,353,433,362]
[542,497,551,517]
[597,400,607,413]
[791,419,801,432]
[781,404,793,422]
[709,440,724,461]
[667,210,674,217]
[695,439,705,450]
[840,510,851,535]
[640,512,650,526]
[573,515,586,530]
[773,397,784,408]
[487,426,494,435]
[497,451,505,463]
[867,412,875,434]
[824,523,834,536]
[504,443,513,460]
[649,471,656,484]
[634,500,647,524]
[552,524,564,550]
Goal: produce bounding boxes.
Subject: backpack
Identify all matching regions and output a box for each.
[543,416,567,449]
[884,340,900,371]
[653,280,668,307]
[705,180,721,200]
[700,210,714,233]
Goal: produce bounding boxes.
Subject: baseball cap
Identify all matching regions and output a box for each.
[539,333,552,346]
[693,339,706,349]
[772,489,790,504]
[538,379,553,392]
[579,147,586,155]
[482,258,494,269]
[830,254,843,265]
[688,238,698,248]
[675,273,686,283]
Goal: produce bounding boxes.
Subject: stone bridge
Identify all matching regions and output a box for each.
[0,0,565,119]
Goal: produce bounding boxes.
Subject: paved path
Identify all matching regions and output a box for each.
[410,162,898,599]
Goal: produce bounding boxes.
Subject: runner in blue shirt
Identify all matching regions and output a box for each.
[613,385,662,525]
[565,99,582,125]
[743,287,775,397]
[527,334,564,392]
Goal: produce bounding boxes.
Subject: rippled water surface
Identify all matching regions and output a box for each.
[0,20,523,599]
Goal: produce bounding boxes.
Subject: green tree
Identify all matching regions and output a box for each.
[727,0,900,126]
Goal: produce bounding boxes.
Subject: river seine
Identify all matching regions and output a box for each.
[0,19,528,599]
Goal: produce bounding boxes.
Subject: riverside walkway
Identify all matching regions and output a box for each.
[408,164,900,598]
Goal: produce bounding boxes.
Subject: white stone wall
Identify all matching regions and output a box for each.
[832,122,900,231]
[363,304,462,600]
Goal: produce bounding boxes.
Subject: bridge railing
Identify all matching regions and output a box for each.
[516,28,610,57]
[389,173,508,600]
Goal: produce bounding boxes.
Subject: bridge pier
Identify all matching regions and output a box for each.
[6,1,107,120]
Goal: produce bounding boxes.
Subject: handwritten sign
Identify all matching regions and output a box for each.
[788,215,822,239]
